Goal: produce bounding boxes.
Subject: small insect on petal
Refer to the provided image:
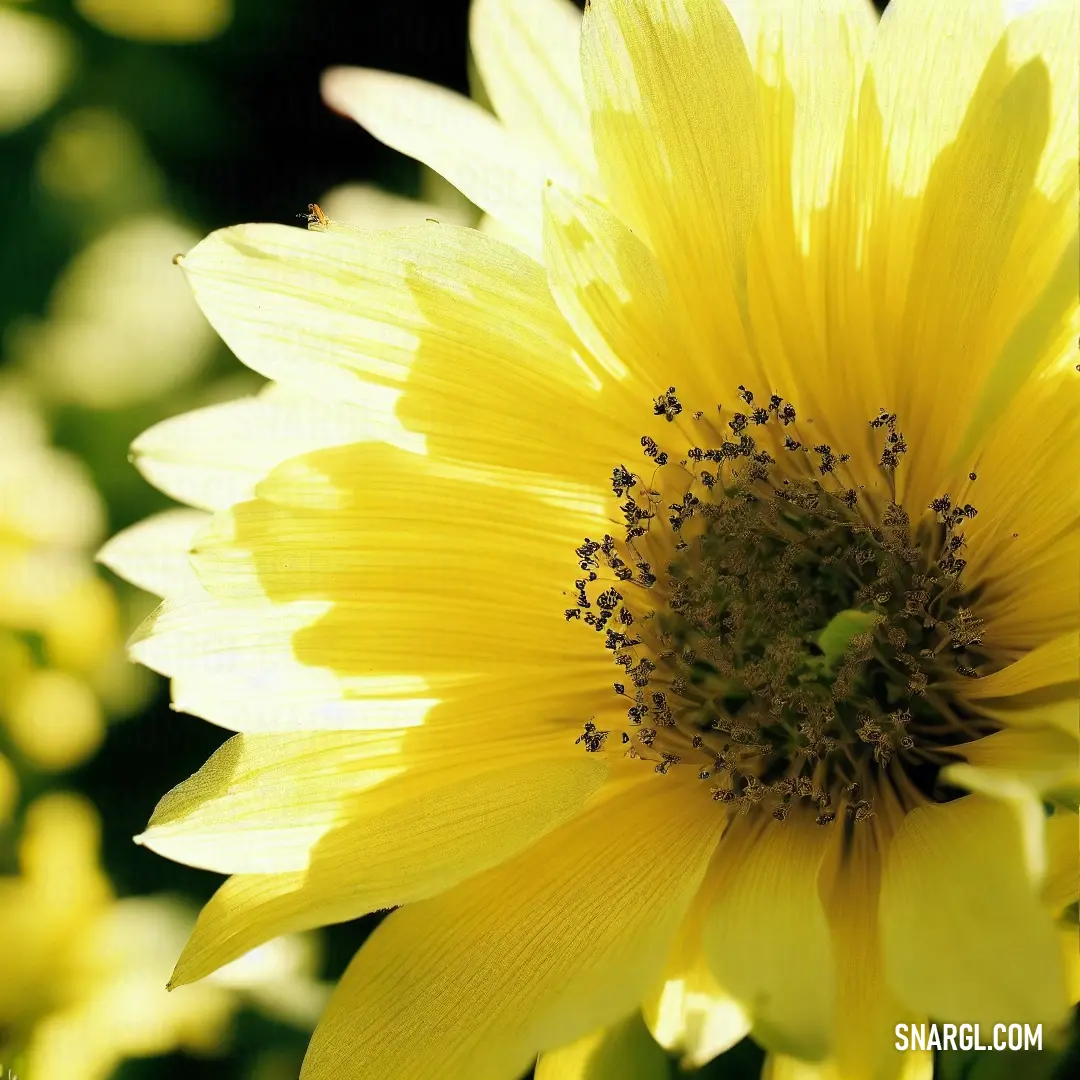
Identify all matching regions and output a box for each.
[297,202,330,231]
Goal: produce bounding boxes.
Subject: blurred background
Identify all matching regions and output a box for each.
[0,2,1074,1079]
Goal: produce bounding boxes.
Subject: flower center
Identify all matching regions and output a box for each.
[567,388,999,825]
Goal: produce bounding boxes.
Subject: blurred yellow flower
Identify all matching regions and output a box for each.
[12,216,216,409]
[3,668,103,772]
[75,0,232,43]
[0,5,72,134]
[105,1,1078,1079]
[0,792,328,1080]
[0,384,120,769]
[36,107,163,212]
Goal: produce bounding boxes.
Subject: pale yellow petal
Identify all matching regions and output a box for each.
[542,185,709,401]
[641,881,750,1069]
[880,794,1069,1027]
[132,596,439,733]
[469,0,596,180]
[762,1050,932,1080]
[129,381,414,512]
[535,1013,672,1080]
[865,0,1005,197]
[738,0,878,458]
[702,813,834,1061]
[138,721,597,875]
[961,631,1078,700]
[177,222,634,486]
[891,50,1050,508]
[300,776,724,1080]
[818,792,927,1080]
[169,754,609,985]
[176,443,616,741]
[933,764,1053,911]
[941,764,1074,882]
[98,508,210,599]
[977,697,1079,741]
[1042,808,1079,914]
[947,726,1079,798]
[320,67,557,253]
[1006,0,1079,200]
[958,227,1078,463]
[645,975,747,1070]
[136,731,406,873]
[133,591,613,737]
[854,2,1071,515]
[977,532,1079,653]
[581,0,765,380]
[476,207,530,247]
[731,0,876,224]
[189,442,603,615]
[962,364,1079,588]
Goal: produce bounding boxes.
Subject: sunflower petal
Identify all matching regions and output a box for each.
[961,631,1078,700]
[730,0,876,223]
[129,382,414,512]
[893,50,1050,507]
[943,726,1079,885]
[98,508,209,599]
[178,222,633,485]
[169,754,608,984]
[320,67,556,252]
[469,0,596,180]
[962,364,1079,587]
[581,0,764,374]
[134,589,614,737]
[946,726,1079,798]
[1042,808,1079,914]
[702,814,835,1061]
[542,185,705,400]
[641,864,750,1069]
[740,0,879,454]
[864,0,1005,196]
[535,1012,672,1080]
[958,229,1078,463]
[300,776,723,1080]
[818,798,927,1080]
[1006,0,1079,200]
[977,533,1079,653]
[138,722,596,876]
[879,794,1068,1027]
[132,596,440,733]
[762,1051,932,1080]
[136,731,406,873]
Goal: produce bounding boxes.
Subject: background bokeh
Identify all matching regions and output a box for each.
[0,2,1075,1079]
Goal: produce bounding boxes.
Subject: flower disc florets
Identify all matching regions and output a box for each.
[568,388,997,825]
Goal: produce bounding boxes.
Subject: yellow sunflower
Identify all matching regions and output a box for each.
[101,0,1079,1078]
